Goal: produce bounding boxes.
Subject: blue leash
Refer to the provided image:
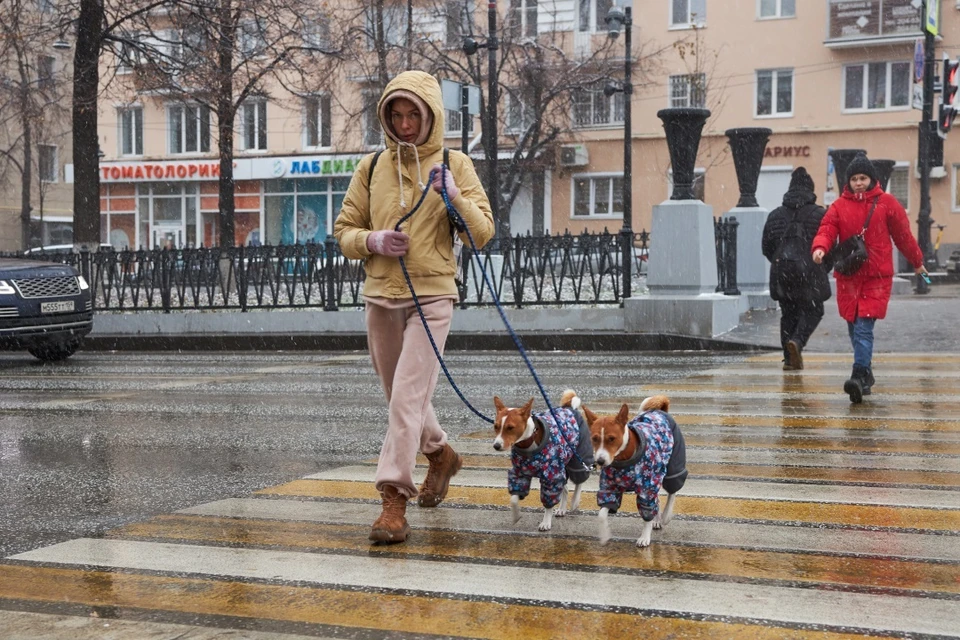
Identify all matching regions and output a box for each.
[393,164,589,473]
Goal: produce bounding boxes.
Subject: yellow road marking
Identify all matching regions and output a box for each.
[109,515,960,596]
[257,480,960,531]
[0,565,889,640]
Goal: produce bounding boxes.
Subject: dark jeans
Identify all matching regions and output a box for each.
[779,298,824,357]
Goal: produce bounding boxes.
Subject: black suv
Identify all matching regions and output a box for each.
[0,258,94,361]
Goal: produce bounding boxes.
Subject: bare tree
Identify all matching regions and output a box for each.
[113,0,344,246]
[0,0,71,250]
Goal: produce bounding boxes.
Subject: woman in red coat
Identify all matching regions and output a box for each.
[812,153,927,403]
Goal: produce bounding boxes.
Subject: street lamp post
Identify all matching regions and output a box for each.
[463,2,503,241]
[605,5,633,300]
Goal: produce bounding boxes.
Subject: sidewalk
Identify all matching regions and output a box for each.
[723,283,960,353]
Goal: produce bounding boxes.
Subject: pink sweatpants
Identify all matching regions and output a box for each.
[365,297,454,498]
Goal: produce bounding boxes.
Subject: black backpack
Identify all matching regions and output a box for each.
[772,209,813,299]
[367,147,465,286]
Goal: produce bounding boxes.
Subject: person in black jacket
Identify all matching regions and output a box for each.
[762,167,831,370]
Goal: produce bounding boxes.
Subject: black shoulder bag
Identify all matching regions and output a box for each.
[829,196,878,276]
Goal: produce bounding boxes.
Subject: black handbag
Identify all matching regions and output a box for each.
[830,197,878,276]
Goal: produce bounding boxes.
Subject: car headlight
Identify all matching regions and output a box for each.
[77,275,89,290]
[0,280,15,295]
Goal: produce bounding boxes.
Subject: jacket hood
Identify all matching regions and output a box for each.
[782,188,817,209]
[377,71,444,156]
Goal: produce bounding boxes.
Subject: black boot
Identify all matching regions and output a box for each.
[862,368,875,396]
[844,365,869,404]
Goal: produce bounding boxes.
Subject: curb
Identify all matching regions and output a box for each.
[84,332,776,353]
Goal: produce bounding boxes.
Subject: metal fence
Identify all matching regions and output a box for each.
[5,229,652,312]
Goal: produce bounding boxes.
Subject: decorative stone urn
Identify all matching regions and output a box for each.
[872,159,897,191]
[829,148,867,190]
[657,108,711,200]
[725,128,772,208]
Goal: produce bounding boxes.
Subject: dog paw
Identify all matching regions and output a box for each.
[636,535,652,548]
[554,506,567,518]
[652,515,663,530]
[538,520,553,532]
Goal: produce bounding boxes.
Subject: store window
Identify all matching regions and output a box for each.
[572,174,624,218]
[263,177,350,245]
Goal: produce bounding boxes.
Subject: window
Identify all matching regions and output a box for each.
[241,101,267,151]
[671,0,707,27]
[304,95,332,148]
[509,0,538,39]
[118,107,143,156]
[39,145,57,182]
[37,56,55,91]
[168,105,211,154]
[758,0,794,19]
[446,0,475,46]
[572,82,624,128]
[505,88,535,132]
[304,17,332,49]
[669,73,706,108]
[573,175,624,217]
[362,92,381,147]
[366,5,407,48]
[37,0,57,13]
[445,108,474,135]
[578,0,613,32]
[756,68,793,117]
[843,62,911,112]
[888,164,909,209]
[239,21,267,57]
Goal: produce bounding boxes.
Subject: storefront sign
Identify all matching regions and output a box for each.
[289,157,360,176]
[764,145,811,158]
[101,161,223,182]
[827,0,921,41]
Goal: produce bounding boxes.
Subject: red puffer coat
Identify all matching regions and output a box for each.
[812,185,923,323]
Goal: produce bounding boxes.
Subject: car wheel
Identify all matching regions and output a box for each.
[28,339,81,362]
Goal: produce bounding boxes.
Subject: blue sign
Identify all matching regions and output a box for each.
[915,38,924,83]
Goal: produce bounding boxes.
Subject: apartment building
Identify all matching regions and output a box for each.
[88,0,960,257]
[0,0,74,252]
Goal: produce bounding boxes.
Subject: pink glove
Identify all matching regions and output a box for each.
[366,230,409,257]
[431,164,459,200]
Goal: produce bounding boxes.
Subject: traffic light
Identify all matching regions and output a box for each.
[939,54,960,136]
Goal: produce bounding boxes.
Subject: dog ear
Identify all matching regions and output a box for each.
[617,403,630,426]
[521,397,534,417]
[493,396,506,413]
[583,405,598,427]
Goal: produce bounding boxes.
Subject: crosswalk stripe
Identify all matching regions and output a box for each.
[180,498,960,562]
[106,514,960,596]
[11,538,960,638]
[403,455,960,487]
[256,479,960,531]
[305,465,960,509]
[0,564,900,640]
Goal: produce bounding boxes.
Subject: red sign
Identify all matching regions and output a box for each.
[101,161,223,182]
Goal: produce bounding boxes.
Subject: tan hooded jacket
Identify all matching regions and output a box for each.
[334,71,495,299]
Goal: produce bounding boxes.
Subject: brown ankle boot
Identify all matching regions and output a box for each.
[418,444,463,507]
[369,485,410,543]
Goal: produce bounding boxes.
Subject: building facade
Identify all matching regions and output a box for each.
[83,0,960,261]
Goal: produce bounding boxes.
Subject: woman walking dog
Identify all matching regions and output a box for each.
[812,153,927,403]
[334,71,494,542]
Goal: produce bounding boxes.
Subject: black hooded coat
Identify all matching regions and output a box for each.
[762,187,832,303]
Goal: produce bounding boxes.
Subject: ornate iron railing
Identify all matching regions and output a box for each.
[5,229,651,312]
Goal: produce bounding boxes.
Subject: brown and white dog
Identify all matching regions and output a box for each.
[492,390,594,531]
[583,395,688,547]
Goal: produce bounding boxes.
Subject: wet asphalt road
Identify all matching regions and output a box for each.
[0,349,736,558]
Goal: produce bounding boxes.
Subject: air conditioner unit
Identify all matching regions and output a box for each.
[559,144,589,167]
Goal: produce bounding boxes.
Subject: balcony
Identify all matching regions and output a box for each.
[824,0,925,48]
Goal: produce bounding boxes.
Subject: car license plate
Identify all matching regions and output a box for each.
[40,300,75,314]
